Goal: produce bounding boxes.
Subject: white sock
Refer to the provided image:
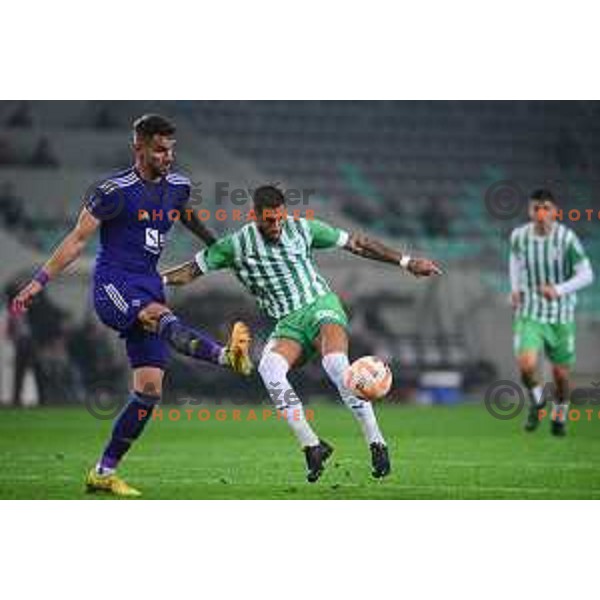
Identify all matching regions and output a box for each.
[218,347,227,366]
[530,385,544,406]
[258,350,319,447]
[95,464,115,477]
[322,352,386,445]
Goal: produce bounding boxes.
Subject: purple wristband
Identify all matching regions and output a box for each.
[33,268,50,287]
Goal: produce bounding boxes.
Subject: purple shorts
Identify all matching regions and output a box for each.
[93,268,169,370]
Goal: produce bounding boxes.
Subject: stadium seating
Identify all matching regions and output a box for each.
[1,100,599,397]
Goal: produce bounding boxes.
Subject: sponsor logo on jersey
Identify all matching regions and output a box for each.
[144,228,165,255]
[314,309,341,323]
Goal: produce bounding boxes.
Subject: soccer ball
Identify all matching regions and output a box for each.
[343,356,393,401]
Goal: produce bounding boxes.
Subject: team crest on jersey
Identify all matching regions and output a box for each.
[139,210,150,221]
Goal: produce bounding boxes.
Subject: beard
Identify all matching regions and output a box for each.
[146,160,170,179]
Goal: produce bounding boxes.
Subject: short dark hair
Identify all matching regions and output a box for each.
[133,114,176,140]
[253,185,285,210]
[530,188,556,203]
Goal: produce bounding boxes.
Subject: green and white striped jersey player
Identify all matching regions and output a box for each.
[194,215,346,323]
[509,189,594,435]
[163,185,442,481]
[510,221,591,324]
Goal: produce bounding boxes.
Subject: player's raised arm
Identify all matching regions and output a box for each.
[344,232,442,277]
[306,218,442,277]
[11,207,100,314]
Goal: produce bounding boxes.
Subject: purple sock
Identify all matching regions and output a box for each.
[98,391,159,473]
[157,313,223,364]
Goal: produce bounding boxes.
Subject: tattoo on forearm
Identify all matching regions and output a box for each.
[163,260,202,286]
[345,233,402,265]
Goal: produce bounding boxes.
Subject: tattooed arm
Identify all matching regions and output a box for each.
[344,232,442,277]
[162,234,235,287]
[161,260,203,286]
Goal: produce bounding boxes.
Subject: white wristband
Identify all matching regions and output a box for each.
[162,275,168,286]
[399,255,411,269]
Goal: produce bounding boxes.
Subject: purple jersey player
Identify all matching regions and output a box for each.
[11,114,253,497]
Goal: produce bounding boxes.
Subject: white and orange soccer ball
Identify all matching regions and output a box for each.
[343,356,393,401]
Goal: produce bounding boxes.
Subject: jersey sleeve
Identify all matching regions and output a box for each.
[509,229,523,292]
[307,219,349,249]
[510,228,522,258]
[194,235,236,273]
[170,175,192,208]
[84,186,123,221]
[566,230,588,267]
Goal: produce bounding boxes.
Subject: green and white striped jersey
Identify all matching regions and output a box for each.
[195,217,349,320]
[510,222,588,323]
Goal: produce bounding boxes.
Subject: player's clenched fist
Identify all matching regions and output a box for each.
[407,258,443,277]
[539,284,559,300]
[11,280,43,315]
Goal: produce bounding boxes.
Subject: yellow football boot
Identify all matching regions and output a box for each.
[85,469,142,498]
[223,321,253,376]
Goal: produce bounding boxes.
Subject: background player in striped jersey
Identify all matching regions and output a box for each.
[163,185,442,482]
[510,188,594,435]
[10,114,253,497]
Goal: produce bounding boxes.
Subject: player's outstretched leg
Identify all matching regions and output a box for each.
[86,389,160,497]
[258,347,332,482]
[156,312,253,375]
[322,352,390,478]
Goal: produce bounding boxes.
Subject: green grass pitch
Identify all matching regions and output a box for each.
[1,402,600,499]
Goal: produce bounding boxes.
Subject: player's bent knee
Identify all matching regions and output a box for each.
[317,324,348,356]
[139,302,170,320]
[517,354,537,375]
[552,365,570,381]
[137,382,162,397]
[138,303,170,331]
[133,367,164,396]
